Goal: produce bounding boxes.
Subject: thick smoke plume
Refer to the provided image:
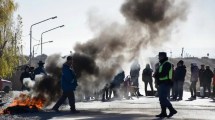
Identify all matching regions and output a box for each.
[73,0,188,95]
[30,0,189,104]
[31,54,63,106]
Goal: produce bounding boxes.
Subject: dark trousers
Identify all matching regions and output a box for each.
[109,83,120,98]
[213,86,215,97]
[144,80,154,96]
[158,84,172,107]
[52,91,76,111]
[102,88,109,101]
[173,81,184,99]
[190,81,197,97]
[203,83,211,97]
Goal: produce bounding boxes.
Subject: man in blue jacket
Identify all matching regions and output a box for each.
[52,56,79,113]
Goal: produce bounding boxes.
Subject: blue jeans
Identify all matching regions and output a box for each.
[158,84,172,107]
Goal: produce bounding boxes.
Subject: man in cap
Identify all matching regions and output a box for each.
[34,61,47,76]
[154,52,177,118]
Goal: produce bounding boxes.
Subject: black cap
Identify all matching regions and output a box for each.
[38,61,45,65]
[158,52,167,58]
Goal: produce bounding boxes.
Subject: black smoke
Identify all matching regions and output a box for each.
[31,0,189,105]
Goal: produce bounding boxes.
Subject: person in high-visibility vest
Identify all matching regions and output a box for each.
[154,52,177,118]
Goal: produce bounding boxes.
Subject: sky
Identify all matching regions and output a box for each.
[14,0,215,58]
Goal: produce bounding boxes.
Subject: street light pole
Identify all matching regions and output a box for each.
[33,41,53,58]
[29,16,57,65]
[41,25,64,56]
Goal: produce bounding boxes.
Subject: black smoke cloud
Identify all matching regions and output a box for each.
[32,54,63,106]
[121,0,170,23]
[31,0,189,105]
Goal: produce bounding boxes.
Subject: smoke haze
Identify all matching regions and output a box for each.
[30,0,189,104]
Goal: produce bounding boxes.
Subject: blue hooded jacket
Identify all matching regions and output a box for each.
[61,63,78,92]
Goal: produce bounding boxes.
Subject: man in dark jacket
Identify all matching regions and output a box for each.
[189,63,199,100]
[52,56,79,113]
[199,64,205,87]
[153,62,160,97]
[130,60,143,96]
[203,66,213,97]
[172,60,186,100]
[154,52,177,118]
[142,64,154,96]
[109,70,125,99]
[20,65,32,91]
[34,61,47,76]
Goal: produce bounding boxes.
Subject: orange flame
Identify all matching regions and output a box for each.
[0,93,46,114]
[9,93,46,109]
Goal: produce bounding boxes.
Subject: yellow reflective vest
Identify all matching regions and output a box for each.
[158,61,173,81]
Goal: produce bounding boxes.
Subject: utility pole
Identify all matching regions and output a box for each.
[21,45,23,65]
[14,33,17,56]
[181,47,184,58]
[170,50,172,58]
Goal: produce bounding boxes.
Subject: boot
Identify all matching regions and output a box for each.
[167,106,177,118]
[137,91,143,96]
[155,107,167,118]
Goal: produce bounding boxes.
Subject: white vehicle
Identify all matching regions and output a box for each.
[0,79,12,93]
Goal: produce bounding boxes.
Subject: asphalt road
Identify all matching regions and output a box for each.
[1,91,215,120]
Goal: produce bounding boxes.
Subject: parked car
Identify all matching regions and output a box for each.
[0,78,12,93]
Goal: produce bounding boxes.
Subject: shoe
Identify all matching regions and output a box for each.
[192,96,196,100]
[70,110,80,114]
[170,98,176,101]
[167,109,177,118]
[155,113,167,118]
[156,107,167,118]
[188,96,196,100]
[177,98,182,101]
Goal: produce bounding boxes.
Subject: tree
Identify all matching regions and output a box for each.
[0,0,22,78]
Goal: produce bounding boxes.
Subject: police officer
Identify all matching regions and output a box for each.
[155,52,177,118]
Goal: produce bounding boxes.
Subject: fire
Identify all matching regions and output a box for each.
[0,93,46,114]
[9,93,46,109]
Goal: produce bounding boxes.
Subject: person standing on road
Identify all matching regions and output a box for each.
[52,56,79,113]
[20,65,32,91]
[203,66,213,98]
[189,63,199,100]
[212,68,215,99]
[153,62,160,97]
[199,64,205,89]
[154,52,177,118]
[130,60,143,96]
[142,64,154,96]
[172,60,186,101]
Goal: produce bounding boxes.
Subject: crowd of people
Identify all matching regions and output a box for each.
[18,53,215,117]
[19,60,47,91]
